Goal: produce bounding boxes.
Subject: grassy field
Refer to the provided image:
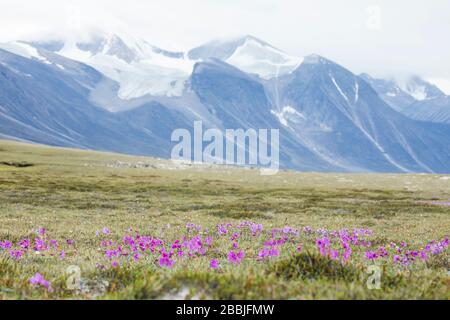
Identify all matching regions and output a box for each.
[0,139,449,300]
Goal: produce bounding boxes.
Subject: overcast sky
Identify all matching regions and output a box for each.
[1,0,449,92]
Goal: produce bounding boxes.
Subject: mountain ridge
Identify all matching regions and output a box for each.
[1,32,450,173]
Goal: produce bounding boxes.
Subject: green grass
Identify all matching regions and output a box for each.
[0,139,449,300]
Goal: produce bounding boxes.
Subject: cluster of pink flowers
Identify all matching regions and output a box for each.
[271,226,300,238]
[0,241,12,249]
[364,236,450,266]
[258,247,280,260]
[228,250,245,264]
[1,222,448,293]
[79,224,450,271]
[96,227,220,269]
[186,223,205,233]
[0,228,73,263]
[217,224,231,236]
[29,273,53,292]
[236,221,264,236]
[313,229,373,263]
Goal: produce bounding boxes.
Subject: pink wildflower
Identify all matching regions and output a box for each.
[217,225,228,236]
[9,249,24,260]
[18,239,30,249]
[29,273,52,292]
[228,250,245,264]
[365,251,378,260]
[210,259,220,269]
[258,248,279,260]
[0,241,12,250]
[159,256,175,268]
[329,249,340,260]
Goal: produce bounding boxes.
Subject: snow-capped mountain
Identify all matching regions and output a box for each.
[405,96,450,124]
[33,31,194,100]
[0,41,52,65]
[361,73,450,123]
[189,35,303,80]
[1,32,450,173]
[0,46,173,155]
[398,76,445,101]
[360,74,417,112]
[361,74,445,108]
[272,55,450,173]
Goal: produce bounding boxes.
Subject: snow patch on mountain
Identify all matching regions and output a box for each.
[0,41,50,64]
[271,106,305,128]
[189,35,303,80]
[354,81,359,103]
[396,76,445,101]
[226,37,303,79]
[401,83,427,101]
[54,32,194,100]
[386,89,400,97]
[330,74,350,104]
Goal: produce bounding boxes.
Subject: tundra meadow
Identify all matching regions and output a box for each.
[0,140,449,300]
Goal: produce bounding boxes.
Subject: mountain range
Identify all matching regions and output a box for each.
[1,31,450,173]
[360,74,450,123]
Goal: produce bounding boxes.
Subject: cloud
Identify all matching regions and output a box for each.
[0,0,449,91]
